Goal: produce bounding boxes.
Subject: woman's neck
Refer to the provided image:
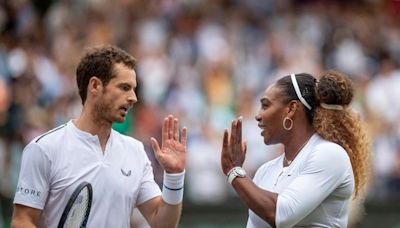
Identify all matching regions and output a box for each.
[283,128,315,165]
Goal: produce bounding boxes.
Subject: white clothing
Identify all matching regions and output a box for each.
[14,120,161,228]
[247,134,354,228]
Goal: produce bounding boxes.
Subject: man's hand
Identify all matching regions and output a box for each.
[151,115,187,173]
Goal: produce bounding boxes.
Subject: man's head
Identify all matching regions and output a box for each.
[76,45,138,124]
[76,45,136,105]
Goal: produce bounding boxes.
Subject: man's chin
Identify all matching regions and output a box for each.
[110,114,126,123]
[114,117,125,123]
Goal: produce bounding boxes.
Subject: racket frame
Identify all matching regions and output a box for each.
[58,181,93,228]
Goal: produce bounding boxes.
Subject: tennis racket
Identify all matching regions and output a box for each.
[58,182,93,228]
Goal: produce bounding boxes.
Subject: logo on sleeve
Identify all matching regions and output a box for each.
[16,186,41,198]
[121,169,131,177]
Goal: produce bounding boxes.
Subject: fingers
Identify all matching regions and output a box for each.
[162,117,169,145]
[181,127,188,146]
[173,118,179,140]
[242,141,247,158]
[222,129,229,149]
[150,137,161,156]
[237,116,242,145]
[221,117,245,173]
[230,119,237,146]
[162,114,186,143]
[230,116,243,147]
[168,115,173,139]
[221,129,229,170]
[162,115,175,143]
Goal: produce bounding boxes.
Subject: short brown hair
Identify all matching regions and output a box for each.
[76,45,136,104]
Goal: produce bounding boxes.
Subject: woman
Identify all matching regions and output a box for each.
[221,71,370,228]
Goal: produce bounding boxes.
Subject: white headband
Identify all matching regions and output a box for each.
[290,74,312,110]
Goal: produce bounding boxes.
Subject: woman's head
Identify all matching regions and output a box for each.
[273,71,355,124]
[255,73,318,145]
[265,70,368,198]
[275,73,319,124]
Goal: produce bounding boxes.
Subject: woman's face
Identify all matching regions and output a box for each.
[255,84,289,145]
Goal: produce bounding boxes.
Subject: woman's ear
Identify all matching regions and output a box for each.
[286,100,299,117]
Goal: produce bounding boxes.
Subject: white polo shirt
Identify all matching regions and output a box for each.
[247,134,354,228]
[14,120,161,228]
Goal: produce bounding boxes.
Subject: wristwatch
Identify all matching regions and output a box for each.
[227,167,246,184]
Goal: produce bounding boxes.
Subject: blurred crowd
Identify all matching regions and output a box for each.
[1,0,400,225]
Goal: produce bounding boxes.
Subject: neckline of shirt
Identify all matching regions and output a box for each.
[280,133,320,169]
[68,120,115,160]
[68,119,115,139]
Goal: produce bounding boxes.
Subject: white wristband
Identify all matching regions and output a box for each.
[162,170,185,205]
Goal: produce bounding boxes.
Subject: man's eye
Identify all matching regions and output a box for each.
[121,85,130,91]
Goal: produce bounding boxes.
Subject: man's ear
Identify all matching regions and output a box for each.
[88,76,103,96]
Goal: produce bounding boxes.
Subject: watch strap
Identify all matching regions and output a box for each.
[227,167,246,184]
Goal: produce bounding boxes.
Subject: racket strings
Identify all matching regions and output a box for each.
[63,187,90,227]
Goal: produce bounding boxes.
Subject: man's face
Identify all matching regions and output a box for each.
[94,63,137,124]
[255,84,288,145]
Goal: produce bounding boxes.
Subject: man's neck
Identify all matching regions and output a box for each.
[74,107,112,152]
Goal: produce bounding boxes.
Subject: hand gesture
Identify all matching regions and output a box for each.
[151,115,188,173]
[221,117,247,175]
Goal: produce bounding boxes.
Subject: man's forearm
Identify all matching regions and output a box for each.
[154,201,182,228]
[154,170,185,227]
[138,171,185,228]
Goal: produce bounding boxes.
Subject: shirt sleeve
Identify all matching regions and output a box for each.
[275,143,352,228]
[13,142,51,210]
[136,145,162,206]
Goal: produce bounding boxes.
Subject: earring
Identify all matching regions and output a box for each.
[283,117,293,131]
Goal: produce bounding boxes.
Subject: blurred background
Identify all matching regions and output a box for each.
[0,0,400,227]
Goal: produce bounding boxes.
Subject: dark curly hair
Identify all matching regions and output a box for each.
[275,71,370,198]
[76,45,136,104]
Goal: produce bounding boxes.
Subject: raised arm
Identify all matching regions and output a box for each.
[221,117,278,227]
[221,118,352,228]
[138,115,187,228]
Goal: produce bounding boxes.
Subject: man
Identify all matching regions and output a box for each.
[11,45,187,228]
